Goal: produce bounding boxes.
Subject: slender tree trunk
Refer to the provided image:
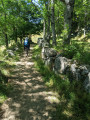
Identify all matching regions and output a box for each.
[51,0,56,46]
[84,11,87,37]
[15,28,17,43]
[47,0,51,45]
[43,19,46,41]
[43,2,48,42]
[13,26,17,43]
[20,36,22,44]
[57,10,60,37]
[63,0,75,44]
[4,14,8,48]
[4,33,8,48]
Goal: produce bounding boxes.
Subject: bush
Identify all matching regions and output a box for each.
[60,42,90,64]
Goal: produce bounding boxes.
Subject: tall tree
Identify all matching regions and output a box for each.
[0,0,42,47]
[51,0,56,46]
[60,0,75,44]
[46,0,51,45]
[43,19,46,41]
[0,0,9,48]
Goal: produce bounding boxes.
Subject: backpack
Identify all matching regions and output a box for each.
[24,39,29,46]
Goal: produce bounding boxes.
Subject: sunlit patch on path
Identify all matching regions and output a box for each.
[1,46,60,120]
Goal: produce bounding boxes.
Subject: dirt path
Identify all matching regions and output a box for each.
[1,45,60,120]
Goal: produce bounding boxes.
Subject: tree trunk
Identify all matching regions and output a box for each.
[84,10,87,37]
[20,36,22,44]
[13,26,17,43]
[43,19,46,41]
[4,13,8,48]
[63,0,75,44]
[57,10,60,37]
[5,33,8,48]
[51,0,56,46]
[47,0,51,45]
[15,28,17,43]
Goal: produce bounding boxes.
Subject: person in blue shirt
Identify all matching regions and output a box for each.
[24,37,30,50]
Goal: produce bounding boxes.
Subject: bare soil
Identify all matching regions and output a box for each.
[1,46,60,120]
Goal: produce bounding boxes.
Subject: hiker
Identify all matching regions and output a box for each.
[24,37,30,56]
[24,37,30,50]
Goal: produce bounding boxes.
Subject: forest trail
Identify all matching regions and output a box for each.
[1,45,60,120]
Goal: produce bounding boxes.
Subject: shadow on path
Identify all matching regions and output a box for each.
[1,46,60,120]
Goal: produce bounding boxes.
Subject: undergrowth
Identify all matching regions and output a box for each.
[54,35,90,65]
[0,42,23,105]
[33,45,90,120]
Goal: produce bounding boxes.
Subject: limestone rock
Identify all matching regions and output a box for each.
[14,47,18,51]
[54,56,70,74]
[37,38,44,47]
[68,64,80,81]
[45,48,57,57]
[84,72,90,93]
[42,42,49,48]
[6,50,15,57]
[45,57,55,70]
[79,65,89,76]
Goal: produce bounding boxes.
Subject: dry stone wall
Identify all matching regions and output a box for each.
[37,38,90,93]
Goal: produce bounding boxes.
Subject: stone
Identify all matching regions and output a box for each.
[79,65,89,76]
[54,56,70,74]
[6,50,15,57]
[45,48,57,57]
[42,42,49,48]
[40,45,90,93]
[70,64,77,73]
[70,64,80,81]
[70,64,77,77]
[37,38,44,47]
[14,47,18,51]
[84,72,90,93]
[45,57,55,70]
[41,47,46,60]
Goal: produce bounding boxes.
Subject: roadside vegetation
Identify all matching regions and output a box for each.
[32,33,90,120]
[0,42,23,105]
[0,0,42,106]
[54,34,90,65]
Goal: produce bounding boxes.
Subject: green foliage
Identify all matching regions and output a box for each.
[54,37,90,65]
[32,45,41,59]
[62,28,69,41]
[63,42,90,64]
[0,37,5,45]
[0,63,12,104]
[33,45,90,120]
[55,1,64,34]
[0,83,13,104]
[63,43,81,59]
[0,0,42,47]
[0,41,23,105]
[74,0,90,30]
